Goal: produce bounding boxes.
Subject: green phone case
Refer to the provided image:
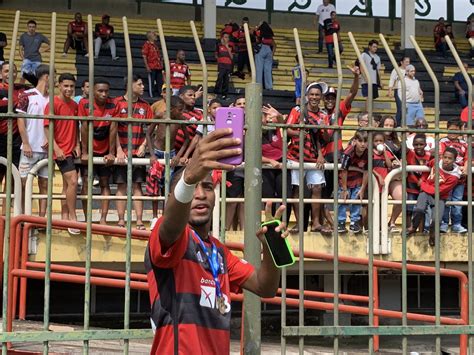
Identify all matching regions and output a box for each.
[261,220,296,268]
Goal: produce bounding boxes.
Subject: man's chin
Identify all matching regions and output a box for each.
[189,216,211,228]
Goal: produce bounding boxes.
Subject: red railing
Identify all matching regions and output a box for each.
[3,215,470,354]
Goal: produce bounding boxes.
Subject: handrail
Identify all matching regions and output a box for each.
[6,219,469,353]
[0,158,22,216]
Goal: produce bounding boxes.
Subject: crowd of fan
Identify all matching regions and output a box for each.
[0,9,472,245]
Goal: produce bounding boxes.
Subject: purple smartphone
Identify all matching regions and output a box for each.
[215,107,244,165]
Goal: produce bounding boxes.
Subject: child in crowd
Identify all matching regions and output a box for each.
[338,130,368,234]
[182,99,221,161]
[146,95,187,229]
[406,117,435,152]
[44,73,81,235]
[372,132,396,190]
[291,55,309,105]
[407,147,461,246]
[439,119,468,233]
[406,134,431,230]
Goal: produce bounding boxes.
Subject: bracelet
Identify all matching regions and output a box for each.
[174,171,196,204]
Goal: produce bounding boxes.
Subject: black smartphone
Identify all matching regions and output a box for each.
[261,220,295,268]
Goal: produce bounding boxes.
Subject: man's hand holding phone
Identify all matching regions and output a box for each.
[183,129,242,185]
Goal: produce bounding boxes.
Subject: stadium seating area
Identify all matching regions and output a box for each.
[0,9,473,220]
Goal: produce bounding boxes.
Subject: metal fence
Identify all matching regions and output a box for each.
[0,9,473,355]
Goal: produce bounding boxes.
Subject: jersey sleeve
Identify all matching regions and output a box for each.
[43,102,50,127]
[16,91,29,113]
[224,246,255,294]
[148,217,189,269]
[77,100,88,117]
[286,108,299,125]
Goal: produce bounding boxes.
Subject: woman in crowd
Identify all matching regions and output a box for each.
[254,21,276,90]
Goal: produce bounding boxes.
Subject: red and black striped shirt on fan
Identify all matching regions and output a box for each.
[339,144,368,188]
[114,96,153,156]
[406,149,431,195]
[286,106,326,163]
[174,108,203,152]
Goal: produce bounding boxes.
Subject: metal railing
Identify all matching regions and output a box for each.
[0,9,473,355]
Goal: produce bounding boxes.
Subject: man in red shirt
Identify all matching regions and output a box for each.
[62,12,88,57]
[44,73,81,234]
[113,74,153,230]
[167,50,191,95]
[142,31,163,98]
[286,82,327,234]
[78,78,117,224]
[94,14,118,60]
[145,128,286,354]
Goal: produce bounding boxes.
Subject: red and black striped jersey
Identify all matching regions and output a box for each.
[145,217,254,355]
[0,83,25,135]
[339,144,368,188]
[78,98,118,155]
[174,108,203,152]
[170,62,191,90]
[439,137,468,166]
[286,106,326,163]
[114,96,153,156]
[321,101,351,162]
[216,44,233,70]
[406,149,431,195]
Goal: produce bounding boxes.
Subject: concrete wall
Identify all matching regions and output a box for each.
[0,0,468,36]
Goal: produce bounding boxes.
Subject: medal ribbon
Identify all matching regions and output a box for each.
[194,231,222,298]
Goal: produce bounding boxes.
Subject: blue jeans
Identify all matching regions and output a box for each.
[443,183,464,226]
[408,192,431,230]
[337,186,362,224]
[406,102,424,126]
[326,43,334,67]
[255,44,273,90]
[21,59,41,75]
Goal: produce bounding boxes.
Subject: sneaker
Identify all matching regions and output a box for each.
[84,53,89,57]
[452,224,468,233]
[440,223,449,233]
[61,52,67,57]
[423,228,430,235]
[93,178,99,186]
[338,222,347,234]
[150,217,158,230]
[112,56,119,61]
[77,175,83,186]
[350,223,361,234]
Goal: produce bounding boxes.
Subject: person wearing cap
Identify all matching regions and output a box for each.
[400,64,424,127]
[319,65,360,232]
[94,14,119,60]
[286,82,328,234]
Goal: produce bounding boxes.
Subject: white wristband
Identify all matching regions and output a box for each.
[174,172,196,204]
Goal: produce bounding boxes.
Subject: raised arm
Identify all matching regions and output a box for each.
[158,128,241,248]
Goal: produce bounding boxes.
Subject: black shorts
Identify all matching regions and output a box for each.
[82,163,113,178]
[361,84,379,99]
[56,156,77,174]
[0,132,22,175]
[114,165,146,184]
[226,170,244,198]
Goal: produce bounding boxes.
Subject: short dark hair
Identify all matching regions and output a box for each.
[398,56,410,64]
[373,132,385,141]
[1,61,16,70]
[27,20,37,26]
[35,64,50,80]
[447,119,463,129]
[234,95,245,104]
[170,95,185,108]
[124,74,142,89]
[208,98,222,107]
[94,77,110,87]
[413,133,427,142]
[354,130,368,142]
[444,147,458,159]
[81,79,89,88]
[242,17,249,22]
[368,39,379,47]
[58,73,76,83]
[178,85,195,96]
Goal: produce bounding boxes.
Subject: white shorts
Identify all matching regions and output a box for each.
[19,152,48,178]
[289,162,325,187]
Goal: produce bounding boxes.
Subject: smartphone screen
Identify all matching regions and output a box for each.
[215,107,244,165]
[264,222,295,267]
